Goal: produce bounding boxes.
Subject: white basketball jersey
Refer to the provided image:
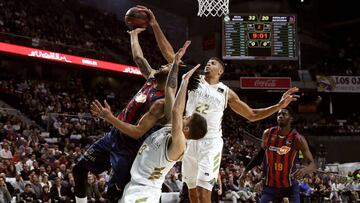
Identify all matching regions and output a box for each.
[130,125,176,189]
[186,75,229,138]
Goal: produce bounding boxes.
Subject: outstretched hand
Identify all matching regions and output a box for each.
[174,40,191,64]
[90,100,113,121]
[278,87,299,108]
[182,64,201,82]
[127,28,146,35]
[136,5,157,26]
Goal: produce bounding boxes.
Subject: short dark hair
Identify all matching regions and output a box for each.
[189,113,207,140]
[281,107,294,117]
[209,57,225,70]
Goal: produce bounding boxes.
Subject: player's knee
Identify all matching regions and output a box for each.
[188,188,199,203]
[197,185,212,201]
[197,179,214,192]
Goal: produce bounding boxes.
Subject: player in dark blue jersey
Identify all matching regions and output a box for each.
[73,27,178,203]
[73,27,191,203]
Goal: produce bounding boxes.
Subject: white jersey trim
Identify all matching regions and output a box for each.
[164,135,175,162]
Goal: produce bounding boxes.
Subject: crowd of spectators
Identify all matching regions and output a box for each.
[0,0,164,66]
[1,1,360,202]
[0,74,359,202]
[310,36,360,77]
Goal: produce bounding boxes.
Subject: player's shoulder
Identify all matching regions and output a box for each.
[262,128,270,137]
[262,127,275,139]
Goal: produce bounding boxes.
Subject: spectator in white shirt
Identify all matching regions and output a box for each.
[329,179,340,201]
[0,142,12,160]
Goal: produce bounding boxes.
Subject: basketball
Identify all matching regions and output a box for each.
[124,7,149,29]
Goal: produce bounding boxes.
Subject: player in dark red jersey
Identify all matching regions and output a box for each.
[241,108,316,203]
[73,27,179,203]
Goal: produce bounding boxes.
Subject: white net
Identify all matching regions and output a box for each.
[197,0,229,17]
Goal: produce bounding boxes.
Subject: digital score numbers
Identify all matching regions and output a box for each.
[223,14,297,60]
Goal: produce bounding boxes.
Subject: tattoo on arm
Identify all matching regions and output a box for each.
[134,57,152,77]
[168,62,179,89]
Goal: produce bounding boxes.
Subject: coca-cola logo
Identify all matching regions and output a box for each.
[240,77,291,89]
[254,79,277,87]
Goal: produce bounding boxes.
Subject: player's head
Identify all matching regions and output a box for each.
[204,57,225,79]
[277,108,293,127]
[154,63,171,87]
[182,113,207,140]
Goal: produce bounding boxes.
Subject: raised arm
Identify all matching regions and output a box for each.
[167,65,200,161]
[90,99,164,139]
[228,87,299,122]
[128,28,155,79]
[164,41,191,122]
[137,5,176,63]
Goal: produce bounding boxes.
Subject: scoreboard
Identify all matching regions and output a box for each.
[222,14,298,60]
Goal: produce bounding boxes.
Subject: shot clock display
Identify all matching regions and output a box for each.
[222,14,298,60]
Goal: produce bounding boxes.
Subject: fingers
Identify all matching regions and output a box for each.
[284,87,299,96]
[104,100,111,109]
[136,28,146,33]
[136,5,147,9]
[175,40,191,61]
[90,109,99,117]
[287,95,299,102]
[93,100,103,109]
[136,6,154,15]
[291,169,303,180]
[291,95,299,101]
[91,101,101,112]
[187,64,201,75]
[191,64,201,72]
[182,40,191,50]
[182,64,201,80]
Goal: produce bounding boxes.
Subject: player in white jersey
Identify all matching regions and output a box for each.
[182,57,299,203]
[100,7,299,202]
[120,46,208,203]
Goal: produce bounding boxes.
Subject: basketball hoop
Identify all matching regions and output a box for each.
[197,0,229,17]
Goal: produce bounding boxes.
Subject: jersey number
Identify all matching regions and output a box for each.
[148,167,165,180]
[138,144,147,155]
[274,163,283,171]
[195,103,209,115]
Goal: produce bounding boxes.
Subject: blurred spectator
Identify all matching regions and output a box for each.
[0,173,14,197]
[11,173,25,193]
[40,184,51,203]
[0,141,13,160]
[50,177,69,202]
[0,176,11,203]
[97,177,108,201]
[30,174,42,199]
[165,174,181,192]
[20,183,36,203]
[86,174,102,203]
